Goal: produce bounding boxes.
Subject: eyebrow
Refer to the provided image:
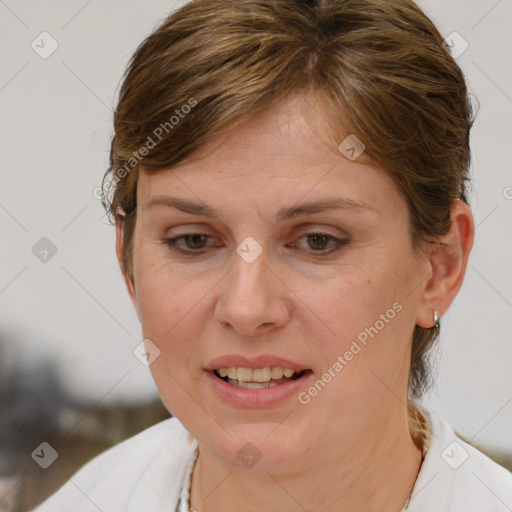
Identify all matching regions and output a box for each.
[143,195,376,221]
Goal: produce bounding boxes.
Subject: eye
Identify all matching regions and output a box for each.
[164,233,213,253]
[163,231,349,256]
[288,231,349,254]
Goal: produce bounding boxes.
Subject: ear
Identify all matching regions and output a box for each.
[115,210,139,317]
[415,199,475,328]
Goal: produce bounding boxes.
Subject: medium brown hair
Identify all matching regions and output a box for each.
[102,0,474,404]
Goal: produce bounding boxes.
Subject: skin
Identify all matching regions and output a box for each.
[116,94,474,512]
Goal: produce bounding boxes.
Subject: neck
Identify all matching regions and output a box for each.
[189,409,423,512]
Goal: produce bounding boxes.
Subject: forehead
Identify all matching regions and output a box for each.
[136,95,401,213]
[174,95,351,169]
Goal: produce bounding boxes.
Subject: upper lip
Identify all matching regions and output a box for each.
[205,354,310,372]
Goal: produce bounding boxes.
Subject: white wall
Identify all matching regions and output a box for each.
[1,0,510,450]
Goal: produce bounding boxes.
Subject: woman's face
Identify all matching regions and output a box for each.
[124,95,431,472]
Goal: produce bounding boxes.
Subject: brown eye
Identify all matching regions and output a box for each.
[164,233,212,253]
[306,233,332,251]
[182,234,209,249]
[291,232,348,254]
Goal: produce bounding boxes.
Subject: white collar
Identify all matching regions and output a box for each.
[171,410,512,512]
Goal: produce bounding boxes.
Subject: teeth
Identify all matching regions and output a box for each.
[232,380,262,389]
[271,367,284,379]
[253,368,272,382]
[228,379,280,389]
[237,367,253,382]
[217,366,297,383]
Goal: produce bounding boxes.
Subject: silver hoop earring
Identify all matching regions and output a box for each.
[433,309,440,329]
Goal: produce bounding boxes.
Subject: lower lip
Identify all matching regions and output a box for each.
[205,370,314,408]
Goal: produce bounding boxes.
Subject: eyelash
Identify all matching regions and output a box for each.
[163,232,349,256]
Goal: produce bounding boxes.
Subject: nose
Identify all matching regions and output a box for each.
[214,247,290,337]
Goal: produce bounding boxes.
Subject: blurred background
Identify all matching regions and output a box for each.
[0,0,511,509]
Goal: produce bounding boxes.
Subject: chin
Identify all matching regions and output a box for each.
[199,420,311,472]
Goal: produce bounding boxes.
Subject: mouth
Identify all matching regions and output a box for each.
[213,366,309,389]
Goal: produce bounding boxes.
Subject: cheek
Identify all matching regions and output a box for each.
[133,259,207,416]
[309,250,417,378]
[134,240,193,327]
[131,252,202,379]
[315,262,405,338]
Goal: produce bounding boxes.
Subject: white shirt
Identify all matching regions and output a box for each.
[31,409,512,511]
